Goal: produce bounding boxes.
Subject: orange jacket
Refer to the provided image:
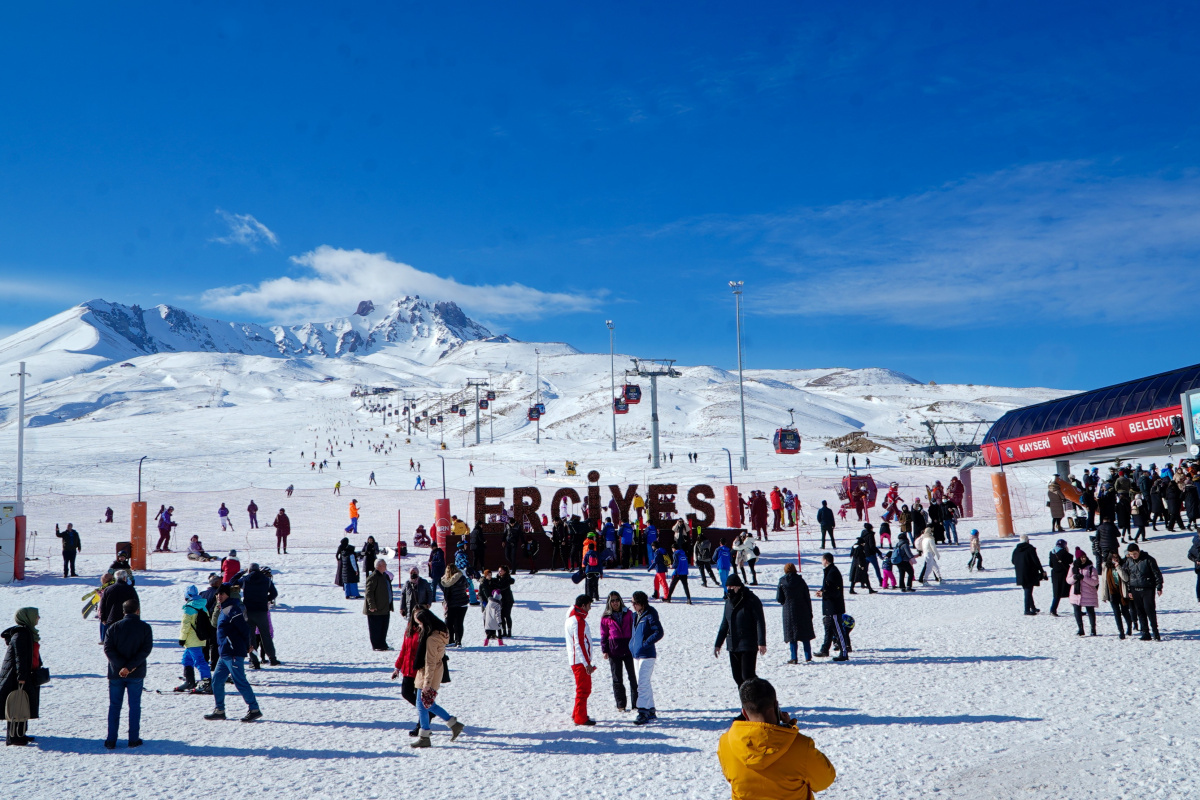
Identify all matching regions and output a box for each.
[349,501,360,519]
[718,721,835,800]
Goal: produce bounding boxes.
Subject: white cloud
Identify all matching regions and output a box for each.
[211,210,279,251]
[202,245,594,322]
[671,162,1200,327]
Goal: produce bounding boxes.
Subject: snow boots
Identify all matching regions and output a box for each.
[190,679,213,695]
[412,729,432,748]
[175,666,196,693]
[448,717,464,740]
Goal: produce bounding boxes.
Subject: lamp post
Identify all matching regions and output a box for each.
[438,454,446,500]
[137,456,147,502]
[607,320,617,451]
[535,348,541,445]
[11,361,28,502]
[729,281,748,471]
[720,447,734,485]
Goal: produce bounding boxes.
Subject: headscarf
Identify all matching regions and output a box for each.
[14,607,39,642]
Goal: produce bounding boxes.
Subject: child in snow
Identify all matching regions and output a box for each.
[878,520,893,548]
[483,590,505,645]
[880,549,898,589]
[967,530,984,571]
[218,503,234,531]
[187,535,217,562]
[177,585,213,693]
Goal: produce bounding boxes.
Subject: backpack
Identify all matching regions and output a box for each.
[890,547,907,566]
[193,608,216,643]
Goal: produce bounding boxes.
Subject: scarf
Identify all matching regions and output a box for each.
[14,607,39,642]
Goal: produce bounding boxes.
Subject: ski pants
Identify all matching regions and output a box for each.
[571,664,593,724]
[967,552,983,571]
[821,614,850,655]
[653,573,669,600]
[607,652,638,710]
[634,657,655,710]
[880,567,897,589]
[182,646,212,680]
[728,649,758,687]
[156,528,171,551]
[585,573,601,602]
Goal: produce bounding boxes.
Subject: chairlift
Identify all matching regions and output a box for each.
[773,408,801,454]
[613,397,629,415]
[622,384,642,404]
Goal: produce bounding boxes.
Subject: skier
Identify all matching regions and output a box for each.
[369,472,377,486]
[469,463,474,477]
[186,536,216,562]
[176,586,213,694]
[334,481,342,496]
[286,485,294,498]
[155,506,177,552]
[218,503,233,532]
[564,594,597,726]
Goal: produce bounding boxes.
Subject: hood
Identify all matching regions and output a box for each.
[441,571,463,588]
[1,625,21,644]
[723,721,801,771]
[183,598,208,615]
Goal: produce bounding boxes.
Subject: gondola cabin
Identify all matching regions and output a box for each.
[622,384,642,404]
[436,415,443,423]
[527,407,541,421]
[534,403,546,415]
[613,397,629,414]
[479,399,490,410]
[835,474,879,508]
[773,428,801,454]
[451,404,459,413]
[486,390,497,401]
[458,408,467,417]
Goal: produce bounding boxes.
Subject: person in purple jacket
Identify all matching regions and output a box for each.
[599,591,638,713]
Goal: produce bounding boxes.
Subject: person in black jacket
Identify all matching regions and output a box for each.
[1,608,42,746]
[504,522,524,573]
[713,575,767,686]
[695,536,718,587]
[440,565,471,647]
[236,564,280,666]
[55,523,82,578]
[401,568,434,617]
[1011,535,1046,615]
[103,598,153,748]
[776,564,814,663]
[471,522,488,572]
[1047,540,1073,616]
[550,520,568,571]
[814,554,850,661]
[1122,543,1164,640]
[1187,533,1200,603]
[99,571,138,629]
[361,536,380,578]
[495,566,516,637]
[816,501,836,549]
[205,585,262,722]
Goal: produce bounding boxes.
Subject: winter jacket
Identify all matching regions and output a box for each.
[215,598,252,658]
[1094,521,1120,559]
[238,566,277,612]
[103,614,154,680]
[696,538,713,564]
[394,630,420,677]
[775,572,815,643]
[440,572,470,608]
[494,574,516,604]
[99,581,138,626]
[1047,481,1066,518]
[428,548,446,581]
[916,533,939,563]
[1067,565,1100,607]
[1048,547,1073,596]
[179,603,208,648]
[733,538,757,566]
[672,550,690,577]
[415,629,449,694]
[718,721,836,800]
[361,540,379,570]
[400,577,434,616]
[819,564,846,616]
[1011,542,1045,587]
[564,608,593,667]
[629,605,664,659]
[1188,534,1200,574]
[218,506,230,519]
[620,523,635,546]
[0,625,41,719]
[891,540,915,565]
[600,606,634,659]
[1123,553,1163,592]
[483,597,503,631]
[652,547,670,574]
[1099,563,1131,605]
[715,589,767,653]
[337,546,360,585]
[272,512,291,537]
[364,571,393,616]
[221,557,242,584]
[349,501,360,519]
[848,545,869,586]
[714,545,733,571]
[816,506,834,529]
[56,527,81,551]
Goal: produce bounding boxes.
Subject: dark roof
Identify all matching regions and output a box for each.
[985,363,1200,443]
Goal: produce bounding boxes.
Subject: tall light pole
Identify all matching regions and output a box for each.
[535,348,541,445]
[11,362,28,502]
[730,281,748,471]
[437,454,446,499]
[607,320,617,451]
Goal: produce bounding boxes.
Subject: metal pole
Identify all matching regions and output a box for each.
[15,361,26,502]
[535,349,540,445]
[438,454,446,499]
[607,320,616,451]
[731,282,748,471]
[475,384,481,445]
[721,447,733,484]
[650,373,660,469]
[138,456,147,502]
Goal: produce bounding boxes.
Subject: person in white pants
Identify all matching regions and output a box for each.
[629,591,664,726]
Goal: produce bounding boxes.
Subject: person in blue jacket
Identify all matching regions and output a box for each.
[713,539,734,598]
[651,544,671,601]
[645,524,659,567]
[629,590,664,725]
[204,584,262,722]
[619,522,635,568]
[603,520,618,565]
[667,545,692,604]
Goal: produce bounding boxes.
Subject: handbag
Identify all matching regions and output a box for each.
[441,654,451,684]
[34,666,50,686]
[4,687,30,722]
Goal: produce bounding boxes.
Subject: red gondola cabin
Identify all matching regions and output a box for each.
[479,399,489,410]
[773,428,801,454]
[622,384,642,404]
[613,397,629,414]
[527,407,541,421]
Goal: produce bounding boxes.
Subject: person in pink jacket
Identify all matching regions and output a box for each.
[1066,547,1100,636]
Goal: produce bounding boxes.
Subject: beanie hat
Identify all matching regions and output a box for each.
[725,575,745,588]
[229,549,237,557]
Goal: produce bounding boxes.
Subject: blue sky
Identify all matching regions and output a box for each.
[2,1,1199,388]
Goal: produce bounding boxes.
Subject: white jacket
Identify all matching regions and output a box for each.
[917,533,940,561]
[564,609,593,667]
[483,598,503,632]
[732,538,757,566]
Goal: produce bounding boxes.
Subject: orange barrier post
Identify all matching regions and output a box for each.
[991,473,1014,538]
[434,498,451,551]
[130,501,147,570]
[724,485,741,527]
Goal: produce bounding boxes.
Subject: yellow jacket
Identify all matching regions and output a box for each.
[718,721,836,800]
[453,519,470,537]
[179,612,206,648]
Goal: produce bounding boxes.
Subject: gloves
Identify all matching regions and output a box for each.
[178,640,186,647]
[421,687,438,709]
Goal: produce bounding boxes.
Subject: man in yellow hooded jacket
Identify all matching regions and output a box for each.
[718,678,836,799]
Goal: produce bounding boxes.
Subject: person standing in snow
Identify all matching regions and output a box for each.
[1099,553,1134,639]
[55,523,82,578]
[718,678,837,799]
[337,538,363,599]
[2,608,43,746]
[667,544,693,604]
[401,568,434,618]
[776,563,815,664]
[733,533,759,586]
[176,586,214,694]
[271,508,291,554]
[495,565,516,637]
[1011,535,1047,616]
[915,527,941,584]
[817,500,836,549]
[345,498,360,533]
[1122,542,1163,640]
[483,590,505,645]
[204,584,263,723]
[409,609,464,748]
[236,563,280,668]
[155,506,177,552]
[629,591,662,725]
[714,538,734,597]
[714,575,767,685]
[364,559,393,651]
[600,591,637,713]
[847,538,875,594]
[565,594,597,726]
[369,471,377,486]
[218,503,234,532]
[1066,549,1100,636]
[1047,539,1073,616]
[440,564,470,648]
[361,536,380,578]
[103,598,153,748]
[814,553,850,661]
[247,500,258,529]
[967,529,984,571]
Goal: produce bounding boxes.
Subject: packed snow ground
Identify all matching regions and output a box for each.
[5,473,1200,799]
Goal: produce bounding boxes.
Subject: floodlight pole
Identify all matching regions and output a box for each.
[721,447,734,484]
[535,349,541,445]
[730,281,748,471]
[137,456,147,502]
[12,362,28,502]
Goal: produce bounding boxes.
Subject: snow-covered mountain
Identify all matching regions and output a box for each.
[0,296,499,383]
